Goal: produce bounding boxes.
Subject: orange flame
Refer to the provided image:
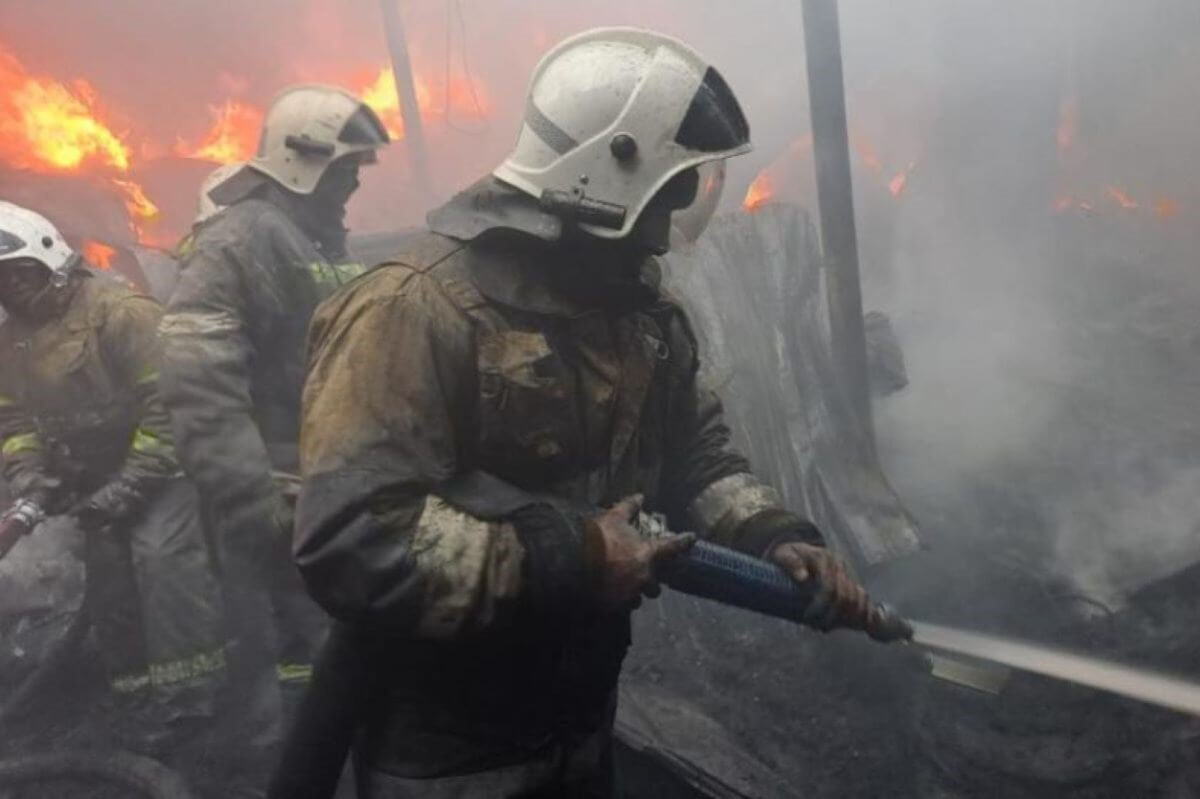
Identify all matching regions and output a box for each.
[1105,185,1139,210]
[82,239,117,270]
[356,64,490,140]
[0,46,131,173]
[112,178,160,221]
[359,67,431,140]
[0,45,165,244]
[743,171,775,212]
[175,100,263,164]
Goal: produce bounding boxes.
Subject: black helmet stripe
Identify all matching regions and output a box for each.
[674,66,750,153]
[525,100,579,155]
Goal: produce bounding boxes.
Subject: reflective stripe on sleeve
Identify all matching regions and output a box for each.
[276,663,313,684]
[130,427,172,456]
[111,672,152,695]
[149,647,227,688]
[2,432,41,458]
[158,310,241,338]
[135,365,160,386]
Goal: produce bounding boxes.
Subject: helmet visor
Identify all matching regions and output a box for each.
[0,230,27,258]
[671,160,726,244]
[338,105,391,147]
[674,67,751,154]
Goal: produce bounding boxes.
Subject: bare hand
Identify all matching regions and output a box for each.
[586,494,695,610]
[769,541,870,631]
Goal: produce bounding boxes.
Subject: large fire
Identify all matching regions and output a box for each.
[1,44,161,242]
[1,40,492,246]
[0,46,130,172]
[168,67,492,168]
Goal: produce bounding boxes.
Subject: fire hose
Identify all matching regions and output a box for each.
[0,499,45,563]
[0,750,194,798]
[269,471,912,798]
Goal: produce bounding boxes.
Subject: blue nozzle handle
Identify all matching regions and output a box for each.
[656,538,913,642]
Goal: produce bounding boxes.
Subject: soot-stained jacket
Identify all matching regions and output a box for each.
[159,183,362,566]
[0,273,178,509]
[297,226,825,776]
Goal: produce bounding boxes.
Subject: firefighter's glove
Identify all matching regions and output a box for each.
[73,479,146,531]
[584,494,695,611]
[769,541,870,632]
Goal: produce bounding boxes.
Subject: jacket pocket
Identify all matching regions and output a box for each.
[477,329,573,469]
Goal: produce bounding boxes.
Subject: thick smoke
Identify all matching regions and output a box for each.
[3,0,1199,604]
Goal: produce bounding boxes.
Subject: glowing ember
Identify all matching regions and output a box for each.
[0,46,130,172]
[743,171,775,212]
[888,161,916,198]
[1154,197,1179,220]
[82,239,117,270]
[175,100,263,164]
[1057,95,1078,157]
[1105,185,1139,210]
[1053,195,1076,213]
[852,136,883,173]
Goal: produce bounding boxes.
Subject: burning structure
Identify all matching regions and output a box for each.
[2,0,1200,797]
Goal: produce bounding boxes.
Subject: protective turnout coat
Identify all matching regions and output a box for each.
[0,273,223,710]
[160,188,362,563]
[0,274,177,503]
[297,227,824,785]
[159,184,361,772]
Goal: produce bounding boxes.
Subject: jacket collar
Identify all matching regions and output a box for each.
[462,237,665,319]
[428,177,562,244]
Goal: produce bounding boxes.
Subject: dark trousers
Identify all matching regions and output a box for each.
[85,478,225,720]
[216,530,326,786]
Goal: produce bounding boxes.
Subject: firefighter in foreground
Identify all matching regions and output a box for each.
[0,201,224,750]
[296,28,875,797]
[159,85,388,785]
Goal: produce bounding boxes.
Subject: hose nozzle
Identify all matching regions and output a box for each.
[867,603,914,643]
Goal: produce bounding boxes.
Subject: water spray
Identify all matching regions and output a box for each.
[908,620,1200,717]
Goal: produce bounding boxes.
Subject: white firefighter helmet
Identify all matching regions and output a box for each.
[0,201,77,278]
[247,84,389,195]
[195,161,244,225]
[493,27,752,240]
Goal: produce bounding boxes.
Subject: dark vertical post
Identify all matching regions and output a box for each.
[378,0,433,198]
[801,0,875,444]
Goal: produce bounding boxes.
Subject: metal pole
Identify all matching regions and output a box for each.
[801,0,875,444]
[378,0,433,198]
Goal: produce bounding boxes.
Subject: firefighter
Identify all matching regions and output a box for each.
[0,201,224,750]
[158,85,388,785]
[296,28,873,798]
